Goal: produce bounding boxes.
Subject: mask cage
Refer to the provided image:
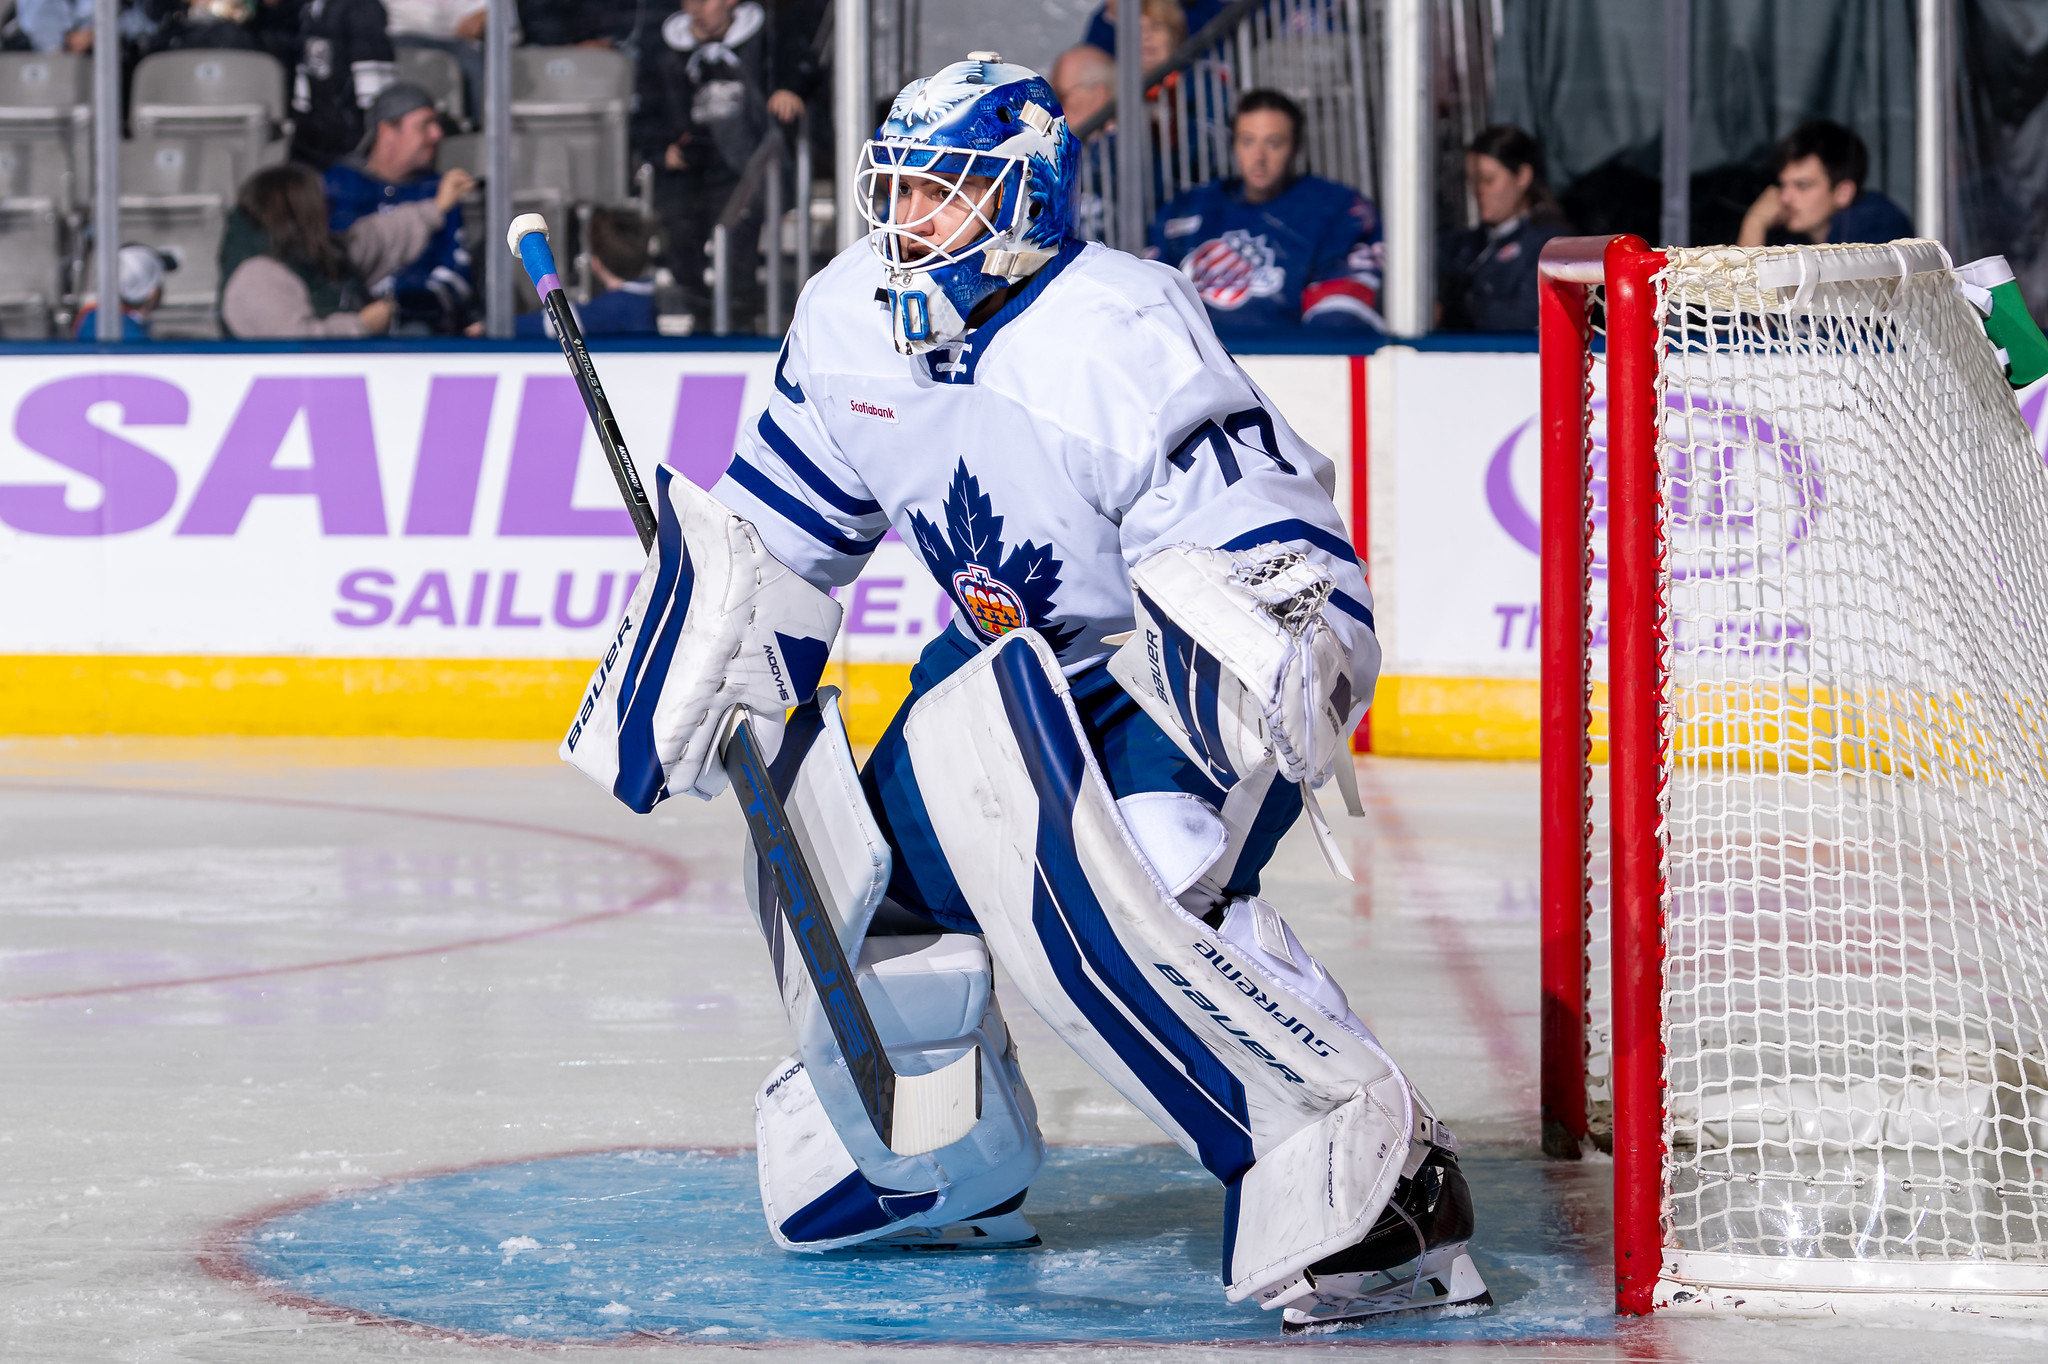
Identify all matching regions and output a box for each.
[857,141,1025,275]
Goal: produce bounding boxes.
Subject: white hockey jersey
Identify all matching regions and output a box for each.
[711,238,1378,678]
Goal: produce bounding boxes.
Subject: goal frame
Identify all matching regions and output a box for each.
[1536,232,2048,1320]
[1536,233,1666,1315]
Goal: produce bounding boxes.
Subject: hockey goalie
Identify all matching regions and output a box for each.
[558,54,1487,1332]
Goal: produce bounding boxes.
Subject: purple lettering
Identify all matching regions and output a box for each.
[498,375,636,537]
[665,374,748,490]
[397,571,457,626]
[402,375,497,535]
[334,569,395,626]
[177,377,386,535]
[848,577,903,634]
[464,570,488,626]
[0,374,185,536]
[495,571,543,627]
[553,571,615,628]
[1494,603,1525,649]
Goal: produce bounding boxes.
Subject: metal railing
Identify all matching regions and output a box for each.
[1072,0,1384,257]
[709,109,818,337]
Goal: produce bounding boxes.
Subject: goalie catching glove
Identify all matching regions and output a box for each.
[1108,543,1366,877]
[560,465,843,812]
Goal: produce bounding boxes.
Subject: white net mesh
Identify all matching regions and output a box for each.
[1581,310,1614,1152]
[1584,242,2048,1284]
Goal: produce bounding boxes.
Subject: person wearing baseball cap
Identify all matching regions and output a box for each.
[323,81,481,335]
[73,244,173,341]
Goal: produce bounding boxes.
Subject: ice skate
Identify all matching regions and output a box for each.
[1280,1241,1491,1333]
[1278,1139,1492,1333]
[854,1191,1041,1251]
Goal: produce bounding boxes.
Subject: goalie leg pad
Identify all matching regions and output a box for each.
[753,934,1045,1251]
[561,465,843,811]
[742,689,1044,1250]
[904,629,1416,1302]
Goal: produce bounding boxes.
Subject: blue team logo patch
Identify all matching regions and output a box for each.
[912,462,1081,653]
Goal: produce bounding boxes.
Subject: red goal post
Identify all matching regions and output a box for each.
[1537,232,2048,1319]
[1536,233,1666,1313]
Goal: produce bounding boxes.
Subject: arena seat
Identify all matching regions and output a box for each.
[0,53,91,213]
[116,139,227,338]
[129,51,288,208]
[0,199,60,336]
[511,46,630,207]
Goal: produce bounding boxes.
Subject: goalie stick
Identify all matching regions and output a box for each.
[506,215,979,1157]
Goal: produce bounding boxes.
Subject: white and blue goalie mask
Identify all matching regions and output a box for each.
[858,54,1080,355]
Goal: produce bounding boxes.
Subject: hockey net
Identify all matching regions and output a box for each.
[1540,236,2048,1314]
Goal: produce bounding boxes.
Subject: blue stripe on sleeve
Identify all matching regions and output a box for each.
[1330,589,1376,632]
[1219,519,1360,564]
[756,411,882,516]
[726,455,887,559]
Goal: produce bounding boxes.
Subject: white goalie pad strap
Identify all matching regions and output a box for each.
[904,629,1412,1300]
[1108,543,1360,795]
[752,934,1046,1251]
[559,466,843,812]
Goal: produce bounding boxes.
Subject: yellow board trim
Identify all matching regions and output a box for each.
[9,658,2008,774]
[1368,675,1542,759]
[0,655,925,745]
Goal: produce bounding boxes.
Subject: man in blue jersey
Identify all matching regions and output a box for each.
[565,53,1484,1333]
[1149,89,1385,335]
[325,82,479,335]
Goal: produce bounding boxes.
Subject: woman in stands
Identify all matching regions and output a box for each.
[1436,124,1571,332]
[218,163,460,337]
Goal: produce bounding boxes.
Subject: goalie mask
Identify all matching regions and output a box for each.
[858,53,1079,356]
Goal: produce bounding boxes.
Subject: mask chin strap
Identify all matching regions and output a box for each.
[885,278,966,356]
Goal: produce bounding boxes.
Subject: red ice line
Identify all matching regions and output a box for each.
[1352,776,1531,1092]
[0,782,690,1005]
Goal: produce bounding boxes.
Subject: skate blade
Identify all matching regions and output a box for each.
[1280,1247,1491,1335]
[854,1208,1040,1252]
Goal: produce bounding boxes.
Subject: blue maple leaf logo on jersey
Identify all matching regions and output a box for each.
[911,461,1081,654]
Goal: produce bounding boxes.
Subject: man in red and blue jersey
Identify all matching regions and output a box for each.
[1148,88,1384,336]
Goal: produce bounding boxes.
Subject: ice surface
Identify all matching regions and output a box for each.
[3,738,2046,1361]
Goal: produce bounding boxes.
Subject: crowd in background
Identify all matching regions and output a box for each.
[32,0,1920,342]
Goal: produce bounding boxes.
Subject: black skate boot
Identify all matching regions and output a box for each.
[1278,1116,1491,1333]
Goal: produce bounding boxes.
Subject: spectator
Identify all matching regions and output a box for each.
[1084,0,1222,61]
[141,0,303,70]
[1437,124,1570,332]
[324,81,480,333]
[1148,88,1384,334]
[18,0,156,54]
[767,0,827,125]
[1739,120,1913,248]
[516,207,658,337]
[636,0,771,332]
[217,162,426,336]
[289,0,396,169]
[514,0,649,51]
[74,244,172,340]
[1050,42,1114,130]
[386,0,486,120]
